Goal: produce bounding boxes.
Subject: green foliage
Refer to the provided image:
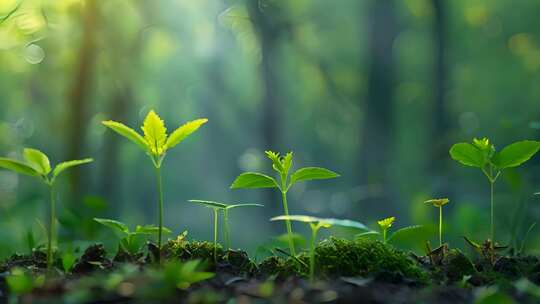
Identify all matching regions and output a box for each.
[94,218,171,255]
[231,151,339,256]
[6,268,45,296]
[102,110,207,261]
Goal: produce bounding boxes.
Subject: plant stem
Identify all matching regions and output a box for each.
[223,209,230,250]
[439,206,442,247]
[309,224,319,283]
[281,191,296,256]
[213,208,218,263]
[47,184,55,271]
[155,166,164,264]
[490,180,494,244]
[382,229,387,244]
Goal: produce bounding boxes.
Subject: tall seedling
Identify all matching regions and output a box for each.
[231,151,339,256]
[102,110,207,262]
[0,149,93,270]
[450,138,540,245]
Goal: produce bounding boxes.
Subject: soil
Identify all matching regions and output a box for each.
[0,237,539,303]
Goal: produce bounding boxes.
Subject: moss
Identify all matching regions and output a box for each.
[257,255,306,279]
[164,239,225,263]
[313,237,427,283]
[442,249,477,282]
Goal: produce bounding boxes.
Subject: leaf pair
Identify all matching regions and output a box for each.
[102,110,208,160]
[0,148,93,185]
[230,151,339,191]
[450,138,540,170]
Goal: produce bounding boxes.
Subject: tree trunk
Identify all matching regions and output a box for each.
[66,0,99,203]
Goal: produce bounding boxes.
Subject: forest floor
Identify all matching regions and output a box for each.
[0,237,539,303]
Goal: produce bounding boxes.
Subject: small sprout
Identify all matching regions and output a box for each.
[450,138,540,245]
[377,217,395,244]
[425,198,449,247]
[0,148,93,271]
[188,200,263,262]
[102,110,207,262]
[94,218,172,255]
[148,260,214,292]
[231,151,339,256]
[270,215,369,282]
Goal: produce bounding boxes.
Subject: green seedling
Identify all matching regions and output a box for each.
[425,198,449,247]
[357,216,423,245]
[231,151,339,256]
[0,148,92,270]
[270,215,369,282]
[102,110,207,261]
[94,218,172,255]
[188,200,263,261]
[147,260,214,294]
[450,138,540,245]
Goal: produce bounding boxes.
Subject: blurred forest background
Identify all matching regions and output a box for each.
[1,0,540,258]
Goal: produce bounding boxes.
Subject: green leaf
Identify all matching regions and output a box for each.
[226,203,264,210]
[188,200,227,209]
[0,158,39,177]
[94,218,129,235]
[23,148,51,175]
[449,143,486,168]
[165,118,208,150]
[271,215,369,230]
[141,110,167,156]
[52,159,93,181]
[134,225,172,235]
[387,225,423,242]
[230,172,278,189]
[290,167,340,184]
[265,151,284,173]
[492,140,540,169]
[102,120,148,152]
[355,231,381,239]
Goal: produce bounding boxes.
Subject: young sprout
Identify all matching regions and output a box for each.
[425,198,449,247]
[357,217,422,245]
[450,138,540,244]
[0,148,93,270]
[231,151,339,256]
[270,215,369,282]
[188,200,263,261]
[377,217,395,244]
[94,218,172,255]
[102,110,207,262]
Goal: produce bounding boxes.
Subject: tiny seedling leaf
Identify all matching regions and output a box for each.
[141,110,167,156]
[492,140,540,169]
[188,200,228,209]
[0,158,39,177]
[449,143,485,168]
[230,172,278,189]
[94,218,129,235]
[387,225,424,242]
[165,118,208,150]
[23,148,51,175]
[102,120,148,152]
[290,167,340,184]
[52,159,93,180]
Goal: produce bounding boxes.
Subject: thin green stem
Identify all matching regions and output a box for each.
[490,180,494,244]
[439,206,442,247]
[155,165,164,264]
[281,190,296,256]
[223,209,230,250]
[213,208,218,263]
[47,184,55,271]
[309,224,319,283]
[382,229,387,244]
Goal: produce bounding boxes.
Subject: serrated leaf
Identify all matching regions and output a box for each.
[290,167,340,184]
[165,118,208,150]
[188,200,227,209]
[52,159,93,181]
[102,120,148,152]
[230,172,278,189]
[94,218,129,235]
[449,143,486,168]
[492,140,540,169]
[387,225,424,242]
[23,148,50,175]
[265,151,283,173]
[141,110,167,156]
[0,158,39,177]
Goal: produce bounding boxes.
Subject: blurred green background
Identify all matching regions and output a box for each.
[1,0,539,258]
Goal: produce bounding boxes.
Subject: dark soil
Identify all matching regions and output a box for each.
[1,237,539,303]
